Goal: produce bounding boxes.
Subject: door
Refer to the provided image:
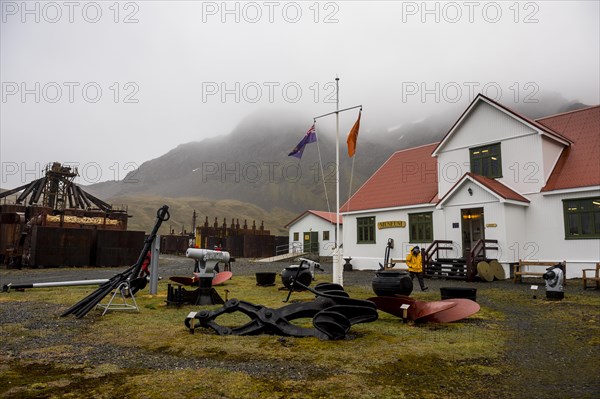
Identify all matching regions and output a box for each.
[303,231,319,254]
[461,208,484,258]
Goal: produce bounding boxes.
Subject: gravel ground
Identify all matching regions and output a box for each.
[0,254,593,295]
[0,299,324,380]
[1,255,599,398]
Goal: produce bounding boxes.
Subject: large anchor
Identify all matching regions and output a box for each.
[184,282,378,340]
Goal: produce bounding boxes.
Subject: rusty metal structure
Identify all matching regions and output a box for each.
[161,214,284,259]
[193,216,276,258]
[1,162,114,212]
[0,162,139,268]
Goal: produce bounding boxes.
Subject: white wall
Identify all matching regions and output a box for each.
[342,206,437,270]
[523,190,600,278]
[541,136,565,182]
[440,187,600,278]
[503,204,528,264]
[343,189,599,278]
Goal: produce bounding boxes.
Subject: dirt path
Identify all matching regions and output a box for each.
[482,294,600,398]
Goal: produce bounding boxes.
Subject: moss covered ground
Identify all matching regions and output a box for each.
[1,273,599,399]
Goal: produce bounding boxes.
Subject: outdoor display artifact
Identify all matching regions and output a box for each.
[543,263,564,300]
[185,282,378,340]
[3,278,109,292]
[378,238,394,269]
[280,258,323,290]
[61,205,170,318]
[367,295,480,323]
[167,248,231,305]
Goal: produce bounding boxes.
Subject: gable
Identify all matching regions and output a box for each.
[439,178,498,207]
[285,210,342,228]
[438,173,529,209]
[432,94,571,157]
[438,101,537,153]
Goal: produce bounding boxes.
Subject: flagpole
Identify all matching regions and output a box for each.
[307,77,361,286]
[334,76,342,286]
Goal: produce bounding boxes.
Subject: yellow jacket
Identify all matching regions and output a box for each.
[406,248,422,273]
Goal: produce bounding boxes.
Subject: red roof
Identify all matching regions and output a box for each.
[284,210,342,228]
[341,143,439,212]
[538,106,600,192]
[439,173,529,205]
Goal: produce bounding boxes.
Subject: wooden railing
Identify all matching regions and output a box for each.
[467,239,498,281]
[423,240,454,273]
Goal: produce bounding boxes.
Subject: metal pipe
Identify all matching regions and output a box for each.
[3,279,108,292]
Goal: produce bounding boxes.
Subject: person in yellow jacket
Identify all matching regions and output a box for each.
[406,246,428,291]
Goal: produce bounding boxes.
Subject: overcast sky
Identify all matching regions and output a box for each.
[1,0,598,189]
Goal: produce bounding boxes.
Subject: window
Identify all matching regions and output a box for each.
[470,143,501,178]
[409,212,433,242]
[563,197,600,239]
[293,232,299,241]
[323,231,330,241]
[357,216,376,244]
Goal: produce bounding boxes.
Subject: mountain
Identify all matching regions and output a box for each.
[86,94,591,233]
[86,111,402,230]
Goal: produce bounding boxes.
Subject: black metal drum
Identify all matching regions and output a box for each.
[372,270,413,296]
[281,265,312,289]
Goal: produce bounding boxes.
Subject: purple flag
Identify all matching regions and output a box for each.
[288,124,317,159]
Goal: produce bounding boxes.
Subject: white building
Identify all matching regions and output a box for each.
[285,210,342,257]
[341,94,599,279]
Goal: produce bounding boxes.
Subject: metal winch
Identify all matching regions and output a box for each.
[543,264,564,300]
[186,248,230,278]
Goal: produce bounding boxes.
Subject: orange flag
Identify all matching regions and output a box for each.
[346,110,362,157]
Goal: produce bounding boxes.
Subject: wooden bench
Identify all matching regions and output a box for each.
[582,262,600,289]
[513,260,567,285]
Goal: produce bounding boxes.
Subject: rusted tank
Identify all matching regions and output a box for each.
[225,236,244,258]
[0,204,27,262]
[29,226,94,267]
[94,230,145,266]
[243,235,274,258]
[160,234,191,255]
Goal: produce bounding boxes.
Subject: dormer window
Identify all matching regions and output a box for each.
[470,143,502,178]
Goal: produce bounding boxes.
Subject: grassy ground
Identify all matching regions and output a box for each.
[1,273,599,399]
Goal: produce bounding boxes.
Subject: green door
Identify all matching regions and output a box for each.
[303,232,319,254]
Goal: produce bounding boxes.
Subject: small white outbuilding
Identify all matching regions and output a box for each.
[285,210,343,257]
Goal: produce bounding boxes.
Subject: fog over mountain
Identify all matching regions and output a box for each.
[83,92,589,232]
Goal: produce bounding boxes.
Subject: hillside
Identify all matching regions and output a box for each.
[114,195,296,236]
